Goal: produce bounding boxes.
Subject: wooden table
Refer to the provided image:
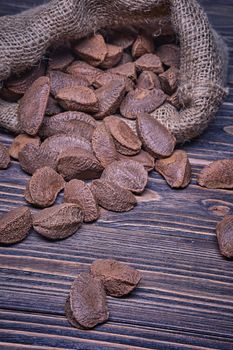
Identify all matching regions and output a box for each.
[0,1,233,349]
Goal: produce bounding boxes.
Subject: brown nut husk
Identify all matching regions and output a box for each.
[197,159,233,189]
[137,71,161,90]
[70,272,109,329]
[120,88,166,120]
[40,134,92,169]
[40,111,96,140]
[90,179,136,212]
[93,72,134,93]
[216,215,233,258]
[65,296,84,330]
[66,61,102,85]
[33,203,84,240]
[18,76,50,136]
[100,44,123,69]
[18,143,47,174]
[135,54,164,74]
[64,180,99,222]
[101,159,148,194]
[132,34,154,58]
[73,34,107,67]
[9,134,41,160]
[57,147,103,181]
[19,134,92,174]
[56,86,99,113]
[26,166,65,207]
[92,122,119,168]
[119,150,155,172]
[155,150,192,188]
[6,61,46,95]
[49,70,90,97]
[109,62,137,81]
[104,115,142,155]
[159,67,179,95]
[137,113,176,158]
[91,259,142,297]
[94,80,126,119]
[0,206,32,244]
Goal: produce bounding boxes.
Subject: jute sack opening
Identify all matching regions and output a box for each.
[0,0,228,143]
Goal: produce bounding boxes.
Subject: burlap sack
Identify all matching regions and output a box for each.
[0,0,228,143]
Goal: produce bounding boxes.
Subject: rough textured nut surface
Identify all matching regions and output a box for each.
[20,134,92,174]
[156,44,180,68]
[94,80,126,119]
[155,150,192,188]
[119,150,155,172]
[70,272,109,329]
[65,297,84,330]
[18,144,47,174]
[18,76,50,135]
[6,62,46,95]
[74,34,107,67]
[137,113,176,157]
[92,123,119,168]
[40,111,96,140]
[0,206,32,244]
[197,160,233,189]
[120,88,166,119]
[135,54,164,74]
[49,70,90,97]
[104,116,142,155]
[109,62,137,81]
[90,180,136,212]
[91,259,142,297]
[64,180,99,222]
[56,86,99,113]
[132,35,154,58]
[93,72,134,93]
[40,134,92,169]
[26,166,65,207]
[216,215,233,258]
[100,44,123,69]
[137,71,161,90]
[101,159,148,194]
[57,147,103,181]
[0,143,10,169]
[159,67,179,95]
[33,203,83,240]
[9,134,41,160]
[66,61,102,85]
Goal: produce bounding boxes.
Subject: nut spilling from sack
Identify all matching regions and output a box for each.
[0,0,228,142]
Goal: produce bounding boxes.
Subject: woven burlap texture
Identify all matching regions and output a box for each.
[0,0,228,143]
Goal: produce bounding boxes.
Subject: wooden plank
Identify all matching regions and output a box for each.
[0,0,233,349]
[1,310,233,350]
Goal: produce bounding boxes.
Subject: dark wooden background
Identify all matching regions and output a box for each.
[0,1,233,349]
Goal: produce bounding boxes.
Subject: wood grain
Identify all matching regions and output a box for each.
[0,1,233,349]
